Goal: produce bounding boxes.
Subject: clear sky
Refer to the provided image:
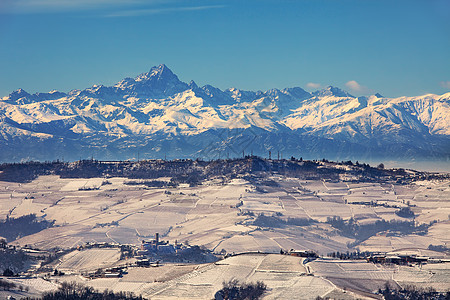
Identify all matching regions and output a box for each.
[0,0,449,98]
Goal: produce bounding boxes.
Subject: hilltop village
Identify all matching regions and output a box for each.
[0,156,445,184]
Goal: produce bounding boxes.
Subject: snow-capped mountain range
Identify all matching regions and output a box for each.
[1,64,449,163]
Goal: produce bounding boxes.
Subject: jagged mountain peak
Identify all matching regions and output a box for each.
[13,88,28,94]
[313,86,354,98]
[113,64,189,98]
[135,64,178,83]
[3,88,67,104]
[7,88,31,101]
[188,80,199,90]
[150,63,171,76]
[281,87,311,100]
[225,87,259,102]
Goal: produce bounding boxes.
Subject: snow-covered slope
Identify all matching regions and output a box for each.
[1,65,449,162]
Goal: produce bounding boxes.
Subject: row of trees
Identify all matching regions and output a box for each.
[326,216,429,245]
[0,278,28,291]
[0,214,54,242]
[252,214,315,228]
[214,279,267,300]
[379,284,450,300]
[24,282,144,300]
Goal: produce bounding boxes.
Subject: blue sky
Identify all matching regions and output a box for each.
[0,0,449,98]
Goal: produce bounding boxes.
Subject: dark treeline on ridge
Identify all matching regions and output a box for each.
[252,214,316,228]
[0,214,54,242]
[0,156,441,184]
[326,216,430,246]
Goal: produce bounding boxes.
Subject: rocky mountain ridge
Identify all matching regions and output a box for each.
[1,64,449,163]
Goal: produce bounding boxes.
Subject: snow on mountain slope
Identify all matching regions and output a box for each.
[0,64,449,162]
[114,64,189,99]
[282,95,365,129]
[390,93,450,135]
[283,92,450,141]
[0,117,54,140]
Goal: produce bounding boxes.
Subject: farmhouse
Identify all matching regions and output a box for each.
[288,249,318,258]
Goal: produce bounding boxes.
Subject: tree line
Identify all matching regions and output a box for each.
[326,216,429,246]
[0,214,53,242]
[0,156,432,184]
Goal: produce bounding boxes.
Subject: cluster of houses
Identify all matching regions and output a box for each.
[84,266,128,279]
[136,233,192,257]
[368,254,445,265]
[286,249,318,258]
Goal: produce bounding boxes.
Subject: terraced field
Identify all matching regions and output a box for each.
[1,173,449,298]
[1,175,448,256]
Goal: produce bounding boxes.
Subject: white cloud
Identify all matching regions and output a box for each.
[345,80,370,94]
[0,0,189,14]
[9,0,148,7]
[306,82,321,89]
[105,5,225,17]
[345,80,362,92]
[440,81,450,89]
[4,0,119,9]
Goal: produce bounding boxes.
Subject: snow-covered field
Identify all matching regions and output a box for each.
[54,254,357,299]
[310,259,450,294]
[0,277,59,299]
[4,252,447,299]
[43,253,449,299]
[57,248,122,272]
[1,175,448,256]
[1,174,449,298]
